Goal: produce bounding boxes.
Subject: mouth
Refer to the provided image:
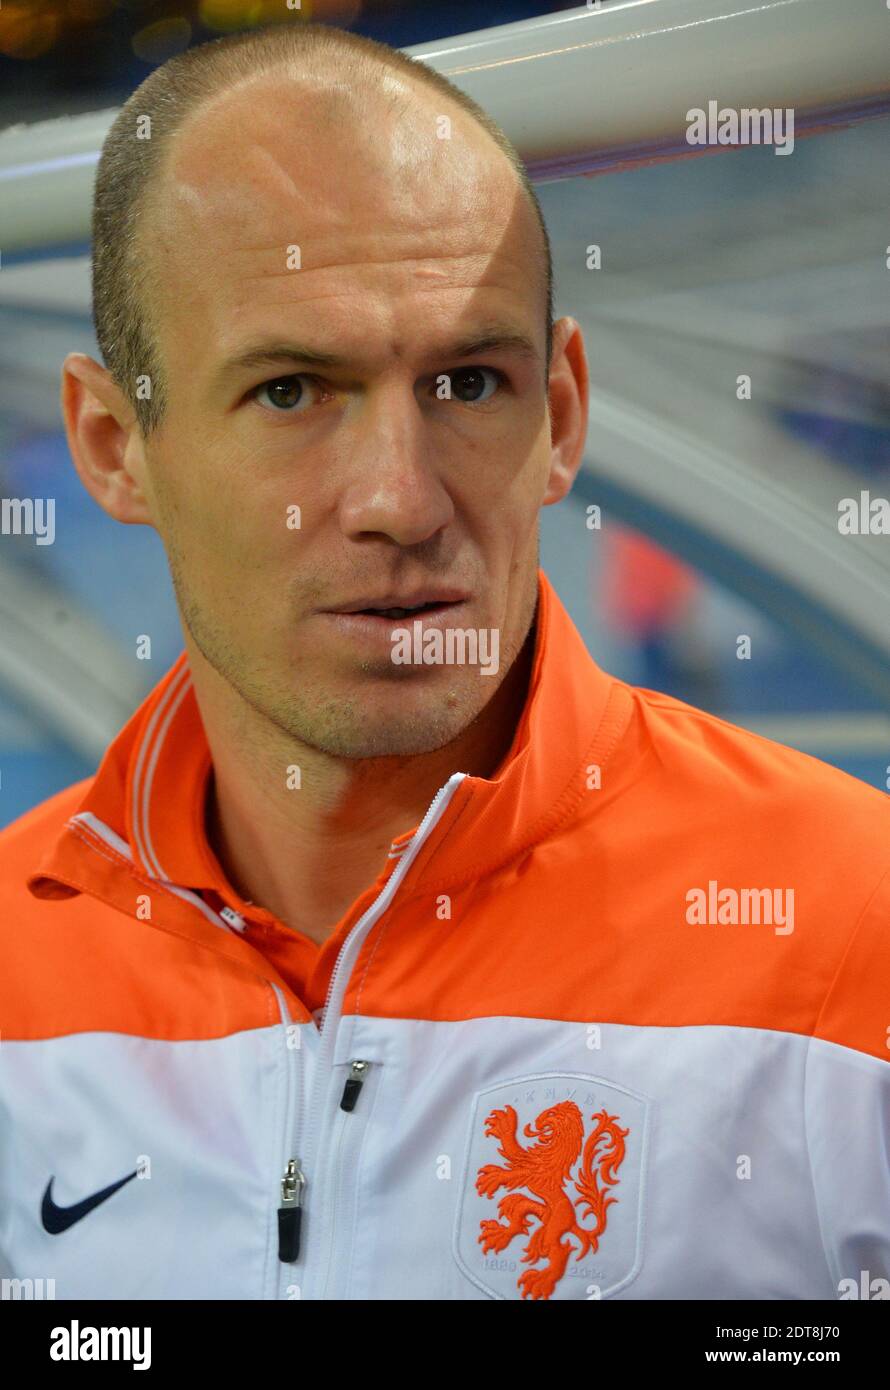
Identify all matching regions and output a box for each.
[317,597,470,645]
[322,589,470,618]
[346,601,460,620]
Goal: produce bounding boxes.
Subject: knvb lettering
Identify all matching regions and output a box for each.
[686,101,794,155]
[685,881,794,935]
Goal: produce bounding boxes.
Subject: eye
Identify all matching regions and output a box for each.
[253,375,320,412]
[443,366,504,404]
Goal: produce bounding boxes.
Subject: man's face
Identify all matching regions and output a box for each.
[137,73,573,757]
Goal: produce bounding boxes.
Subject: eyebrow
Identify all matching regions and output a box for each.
[212,326,540,387]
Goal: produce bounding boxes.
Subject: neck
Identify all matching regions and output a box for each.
[195,620,536,946]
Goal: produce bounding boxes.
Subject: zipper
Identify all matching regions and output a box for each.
[271,981,306,1269]
[275,1059,370,1268]
[340,1059,369,1112]
[315,1058,373,1299]
[278,1158,306,1262]
[296,771,466,1297]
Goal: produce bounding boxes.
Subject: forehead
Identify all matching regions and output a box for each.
[146,72,542,352]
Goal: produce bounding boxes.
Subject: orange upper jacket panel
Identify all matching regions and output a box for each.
[1,568,889,1063]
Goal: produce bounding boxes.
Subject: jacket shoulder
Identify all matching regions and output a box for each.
[632,682,890,805]
[618,682,890,888]
[0,777,94,880]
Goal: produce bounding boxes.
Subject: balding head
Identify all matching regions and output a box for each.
[91,21,553,436]
[147,67,546,423]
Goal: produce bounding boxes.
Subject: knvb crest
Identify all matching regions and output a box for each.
[454,1074,648,1300]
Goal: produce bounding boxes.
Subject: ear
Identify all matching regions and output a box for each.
[542,316,589,506]
[60,352,155,525]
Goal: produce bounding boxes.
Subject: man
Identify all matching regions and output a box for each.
[1,21,888,1303]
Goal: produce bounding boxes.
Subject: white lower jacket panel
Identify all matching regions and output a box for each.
[2,1016,885,1300]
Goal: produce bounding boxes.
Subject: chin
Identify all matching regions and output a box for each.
[323,699,474,760]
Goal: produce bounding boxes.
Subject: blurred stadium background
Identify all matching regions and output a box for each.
[1,0,889,824]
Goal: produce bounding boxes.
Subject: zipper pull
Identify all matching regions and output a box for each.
[278,1158,305,1262]
[339,1059,370,1112]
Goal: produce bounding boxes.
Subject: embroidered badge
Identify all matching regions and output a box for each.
[454,1074,648,1300]
[476,1101,627,1299]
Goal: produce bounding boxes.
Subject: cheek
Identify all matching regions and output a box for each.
[475,447,550,538]
[159,442,279,546]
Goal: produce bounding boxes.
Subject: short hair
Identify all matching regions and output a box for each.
[91,21,554,437]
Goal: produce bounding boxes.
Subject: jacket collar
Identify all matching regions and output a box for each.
[28,569,629,909]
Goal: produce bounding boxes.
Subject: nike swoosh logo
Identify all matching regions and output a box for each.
[41,1169,139,1234]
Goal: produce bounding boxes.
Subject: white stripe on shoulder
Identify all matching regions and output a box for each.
[70,810,235,933]
[131,660,192,880]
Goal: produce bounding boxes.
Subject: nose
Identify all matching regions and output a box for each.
[336,383,455,546]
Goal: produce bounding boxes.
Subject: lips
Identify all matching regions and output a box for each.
[324,589,470,616]
[318,596,472,648]
[357,601,458,619]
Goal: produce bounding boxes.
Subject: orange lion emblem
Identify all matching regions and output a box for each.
[475,1100,628,1300]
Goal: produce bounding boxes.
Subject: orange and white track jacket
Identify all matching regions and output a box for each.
[1,569,889,1301]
